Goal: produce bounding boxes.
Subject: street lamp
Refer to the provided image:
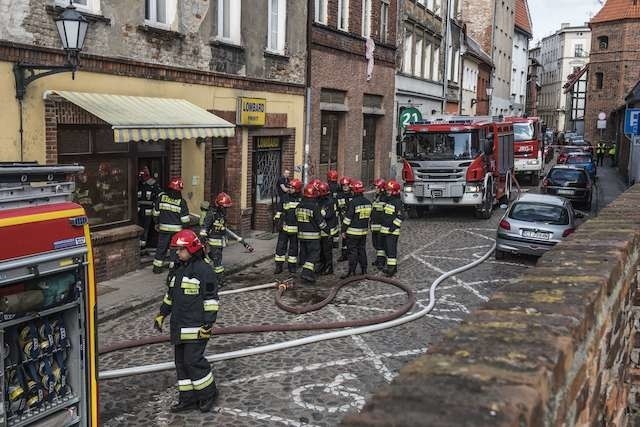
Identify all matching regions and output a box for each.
[13,1,89,100]
[471,87,494,108]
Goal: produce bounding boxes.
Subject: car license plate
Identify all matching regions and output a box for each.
[522,230,551,240]
[557,189,574,195]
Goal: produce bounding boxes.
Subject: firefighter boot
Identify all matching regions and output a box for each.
[274,263,284,275]
[321,265,334,275]
[383,266,397,277]
[198,386,219,413]
[340,270,356,280]
[171,396,198,413]
[153,266,164,274]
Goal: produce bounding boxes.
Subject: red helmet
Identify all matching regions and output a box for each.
[327,170,339,182]
[373,178,386,191]
[339,177,351,187]
[303,183,320,199]
[310,178,322,189]
[98,162,111,177]
[386,179,401,196]
[168,177,184,191]
[349,179,365,194]
[317,181,330,197]
[138,169,150,181]
[289,178,303,193]
[215,192,232,208]
[170,229,204,255]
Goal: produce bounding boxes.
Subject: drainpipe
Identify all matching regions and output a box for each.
[303,0,313,184]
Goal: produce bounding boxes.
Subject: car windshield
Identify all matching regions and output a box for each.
[513,122,536,142]
[548,168,588,184]
[509,202,570,225]
[567,155,592,164]
[403,132,480,161]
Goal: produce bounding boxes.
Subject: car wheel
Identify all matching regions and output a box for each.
[474,187,494,220]
[530,175,540,186]
[495,248,506,260]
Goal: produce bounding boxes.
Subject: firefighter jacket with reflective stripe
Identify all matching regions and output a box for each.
[159,255,219,344]
[319,195,339,237]
[275,193,301,234]
[329,182,341,201]
[296,198,329,240]
[380,196,404,235]
[370,193,387,231]
[336,190,352,216]
[153,192,190,232]
[596,143,605,155]
[138,179,161,216]
[200,208,231,247]
[342,195,372,236]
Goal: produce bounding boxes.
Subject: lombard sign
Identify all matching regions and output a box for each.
[237,97,266,126]
[624,108,640,135]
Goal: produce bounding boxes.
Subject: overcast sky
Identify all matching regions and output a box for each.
[530,0,603,43]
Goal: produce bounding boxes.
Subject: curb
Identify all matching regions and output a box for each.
[97,252,274,324]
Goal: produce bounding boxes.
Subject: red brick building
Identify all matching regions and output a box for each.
[585,0,640,168]
[309,0,397,185]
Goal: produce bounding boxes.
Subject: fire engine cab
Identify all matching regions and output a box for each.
[400,116,514,219]
[505,116,543,185]
[0,163,98,427]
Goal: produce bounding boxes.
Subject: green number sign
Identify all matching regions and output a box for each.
[399,107,422,130]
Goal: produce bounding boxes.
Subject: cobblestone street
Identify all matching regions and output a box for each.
[98,202,536,426]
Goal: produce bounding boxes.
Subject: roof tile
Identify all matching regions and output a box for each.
[515,0,533,35]
[591,0,640,24]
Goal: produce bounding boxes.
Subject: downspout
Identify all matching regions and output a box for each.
[303,0,313,184]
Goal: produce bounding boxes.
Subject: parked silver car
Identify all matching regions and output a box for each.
[495,193,582,259]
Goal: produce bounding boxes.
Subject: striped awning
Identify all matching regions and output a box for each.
[48,91,235,142]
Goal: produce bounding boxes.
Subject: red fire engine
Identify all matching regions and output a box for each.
[0,164,98,427]
[400,116,514,219]
[505,116,543,185]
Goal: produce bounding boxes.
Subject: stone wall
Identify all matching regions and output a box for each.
[343,185,640,426]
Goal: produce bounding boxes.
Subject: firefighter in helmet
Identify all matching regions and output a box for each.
[340,179,372,278]
[380,180,404,277]
[137,167,161,248]
[296,183,330,283]
[327,170,341,249]
[370,178,387,270]
[318,181,339,275]
[336,177,353,262]
[200,192,253,285]
[154,229,219,413]
[152,177,191,274]
[274,178,303,274]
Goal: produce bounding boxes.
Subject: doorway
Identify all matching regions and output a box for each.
[361,115,376,185]
[320,112,340,179]
[252,137,282,229]
[211,150,227,197]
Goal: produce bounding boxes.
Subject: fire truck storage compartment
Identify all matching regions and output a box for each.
[0,247,89,427]
[497,132,514,176]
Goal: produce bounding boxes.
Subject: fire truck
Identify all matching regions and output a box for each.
[0,164,98,427]
[400,116,514,219]
[505,116,543,185]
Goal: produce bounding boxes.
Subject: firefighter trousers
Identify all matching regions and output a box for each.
[371,230,386,265]
[208,246,224,277]
[299,239,320,282]
[139,214,153,247]
[319,236,333,273]
[383,234,399,270]
[154,231,175,269]
[346,235,368,274]
[175,341,217,401]
[275,232,298,272]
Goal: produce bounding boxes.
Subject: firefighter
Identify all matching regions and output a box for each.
[381,180,403,277]
[340,180,372,279]
[153,177,191,274]
[274,178,303,274]
[200,192,253,285]
[327,170,341,249]
[318,181,339,275]
[370,178,387,270]
[73,171,94,216]
[596,141,605,167]
[137,167,161,248]
[336,177,352,262]
[608,143,617,167]
[296,183,330,283]
[153,229,219,413]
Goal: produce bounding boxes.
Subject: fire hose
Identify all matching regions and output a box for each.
[98,242,496,380]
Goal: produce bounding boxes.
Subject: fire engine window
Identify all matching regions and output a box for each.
[513,122,536,141]
[403,132,480,161]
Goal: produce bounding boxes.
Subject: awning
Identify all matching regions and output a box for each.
[47,91,235,142]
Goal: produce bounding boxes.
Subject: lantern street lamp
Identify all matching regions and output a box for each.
[14,1,89,100]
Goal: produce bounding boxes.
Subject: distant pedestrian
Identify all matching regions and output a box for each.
[276,170,291,204]
[596,141,605,166]
[608,144,617,167]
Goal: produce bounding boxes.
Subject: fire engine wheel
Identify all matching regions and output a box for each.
[474,187,494,220]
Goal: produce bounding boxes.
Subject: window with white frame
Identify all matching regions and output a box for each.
[338,0,349,31]
[315,0,328,24]
[415,34,423,78]
[57,0,100,14]
[453,49,460,83]
[362,0,372,38]
[403,30,413,74]
[433,47,440,80]
[145,0,176,28]
[380,0,389,43]
[268,0,287,53]
[217,0,241,44]
[424,43,432,79]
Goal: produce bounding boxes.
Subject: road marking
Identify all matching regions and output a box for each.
[471,253,530,267]
[215,407,321,427]
[462,229,496,242]
[292,373,365,414]
[425,313,464,322]
[420,245,491,254]
[399,229,457,263]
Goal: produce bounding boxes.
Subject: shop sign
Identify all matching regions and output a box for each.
[257,137,281,150]
[237,97,267,126]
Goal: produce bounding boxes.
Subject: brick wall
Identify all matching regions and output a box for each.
[91,225,142,282]
[344,185,640,426]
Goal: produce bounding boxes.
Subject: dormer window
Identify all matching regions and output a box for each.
[598,36,608,50]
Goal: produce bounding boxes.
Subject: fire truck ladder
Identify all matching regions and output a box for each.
[411,115,502,125]
[0,163,84,210]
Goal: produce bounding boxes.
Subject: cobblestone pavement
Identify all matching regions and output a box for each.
[97,195,544,426]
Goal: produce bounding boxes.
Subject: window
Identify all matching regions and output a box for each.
[320,89,347,104]
[424,43,432,79]
[338,0,349,31]
[415,34,423,77]
[56,0,100,14]
[218,0,241,44]
[453,49,460,83]
[362,0,372,37]
[145,0,176,28]
[595,72,603,89]
[598,36,609,50]
[574,44,583,57]
[315,0,328,24]
[380,0,389,43]
[433,47,440,80]
[268,0,287,53]
[403,29,413,74]
[363,94,383,108]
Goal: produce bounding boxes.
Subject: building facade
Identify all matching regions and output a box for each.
[309,0,397,184]
[460,31,493,116]
[563,64,589,134]
[0,0,307,281]
[511,0,532,115]
[525,45,541,117]
[537,23,591,131]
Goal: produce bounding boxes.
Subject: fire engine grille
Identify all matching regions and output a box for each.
[415,168,465,182]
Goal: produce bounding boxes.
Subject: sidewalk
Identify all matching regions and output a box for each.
[595,160,629,212]
[96,230,277,322]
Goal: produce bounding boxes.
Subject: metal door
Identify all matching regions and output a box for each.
[361,115,376,185]
[320,112,339,179]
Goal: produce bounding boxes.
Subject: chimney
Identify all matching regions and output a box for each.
[560,22,570,29]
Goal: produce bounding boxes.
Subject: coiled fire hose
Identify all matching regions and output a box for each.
[99,242,496,380]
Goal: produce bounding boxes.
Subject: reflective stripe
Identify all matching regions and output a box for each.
[284,202,300,209]
[159,224,183,232]
[303,262,314,271]
[208,238,226,247]
[298,232,320,239]
[178,379,194,391]
[383,205,396,214]
[387,258,397,266]
[214,266,225,274]
[376,250,386,257]
[346,227,368,236]
[159,203,182,213]
[282,225,298,233]
[180,327,200,340]
[199,230,208,237]
[153,209,160,217]
[163,294,172,306]
[144,209,153,216]
[275,255,286,262]
[287,256,298,263]
[153,259,165,267]
[371,224,381,231]
[393,218,403,227]
[380,226,399,235]
[181,215,191,224]
[204,299,219,312]
[193,372,214,390]
[343,217,352,226]
[168,277,175,288]
[181,277,201,288]
[330,225,340,236]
